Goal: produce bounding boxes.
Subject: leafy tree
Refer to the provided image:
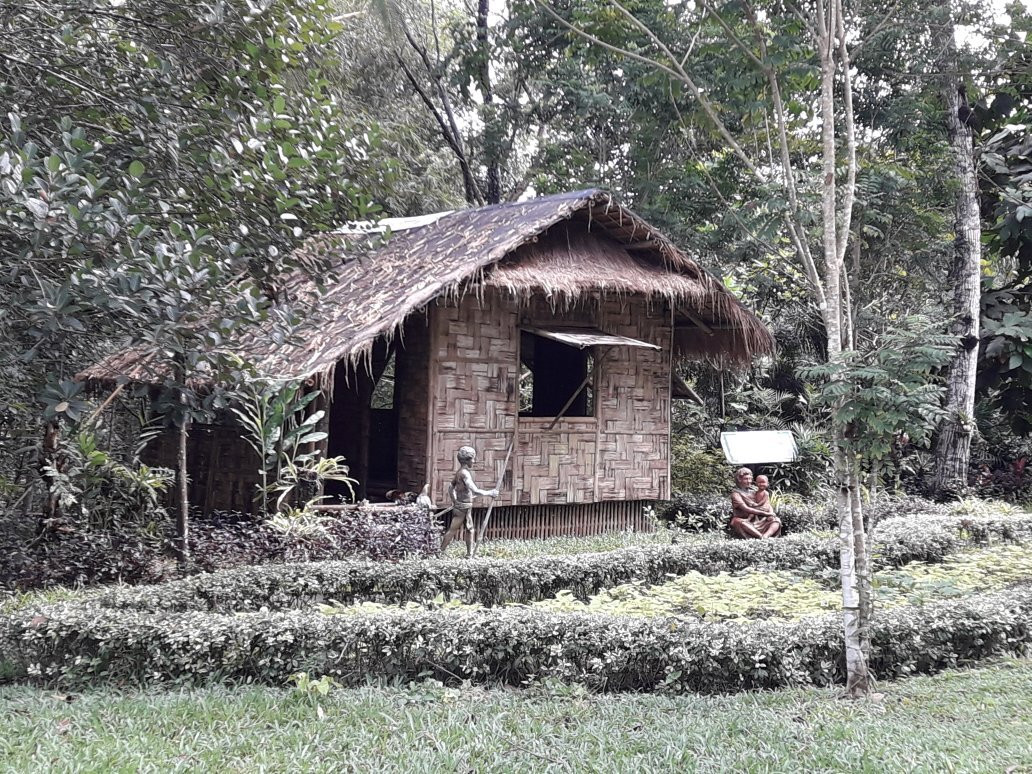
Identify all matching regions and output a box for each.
[0,0,389,555]
[976,12,1032,437]
[530,0,988,696]
[802,318,955,497]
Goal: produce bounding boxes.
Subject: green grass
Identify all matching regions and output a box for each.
[0,586,86,616]
[1,659,1031,772]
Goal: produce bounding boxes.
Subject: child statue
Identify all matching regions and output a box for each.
[440,445,499,558]
[729,467,782,539]
[752,475,774,515]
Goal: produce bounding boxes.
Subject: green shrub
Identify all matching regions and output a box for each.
[90,532,841,612]
[670,439,731,494]
[3,585,1030,692]
[656,493,730,532]
[469,531,673,559]
[529,544,1032,620]
[83,514,1032,613]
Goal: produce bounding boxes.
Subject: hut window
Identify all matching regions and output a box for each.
[519,331,595,418]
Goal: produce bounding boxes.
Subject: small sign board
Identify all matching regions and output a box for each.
[720,430,798,465]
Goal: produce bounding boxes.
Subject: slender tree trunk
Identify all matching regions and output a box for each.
[175,414,190,562]
[933,11,981,496]
[817,0,871,695]
[849,459,873,666]
[835,448,870,695]
[477,0,501,204]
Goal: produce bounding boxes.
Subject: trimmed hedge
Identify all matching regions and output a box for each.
[86,514,1032,613]
[3,585,1030,691]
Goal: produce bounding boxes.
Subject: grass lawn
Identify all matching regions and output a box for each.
[1,658,1031,773]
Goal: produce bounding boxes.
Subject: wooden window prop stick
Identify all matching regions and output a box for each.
[545,348,611,431]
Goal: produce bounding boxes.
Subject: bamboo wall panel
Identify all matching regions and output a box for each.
[469,500,657,540]
[428,291,517,505]
[596,433,670,500]
[427,286,672,507]
[145,425,260,514]
[594,296,672,500]
[433,298,518,433]
[513,420,596,504]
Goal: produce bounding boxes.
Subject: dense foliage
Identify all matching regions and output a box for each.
[0,505,438,592]
[526,544,1032,620]
[0,0,399,523]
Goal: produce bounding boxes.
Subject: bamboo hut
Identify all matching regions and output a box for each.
[82,189,773,538]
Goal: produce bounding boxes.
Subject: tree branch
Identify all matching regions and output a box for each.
[0,52,121,108]
[535,0,763,179]
[835,5,858,268]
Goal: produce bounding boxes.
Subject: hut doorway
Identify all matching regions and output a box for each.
[325,340,398,501]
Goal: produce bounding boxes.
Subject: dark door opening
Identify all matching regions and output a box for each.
[325,340,398,501]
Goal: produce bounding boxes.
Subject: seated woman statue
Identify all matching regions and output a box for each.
[730,467,782,539]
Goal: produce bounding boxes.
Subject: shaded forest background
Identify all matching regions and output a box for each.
[1,0,1031,525]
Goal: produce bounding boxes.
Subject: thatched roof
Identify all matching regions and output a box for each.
[81,189,772,385]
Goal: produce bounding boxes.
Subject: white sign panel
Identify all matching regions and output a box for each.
[720,431,798,465]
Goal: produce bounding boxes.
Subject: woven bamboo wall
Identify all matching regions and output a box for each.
[144,424,260,514]
[596,296,672,501]
[427,286,672,507]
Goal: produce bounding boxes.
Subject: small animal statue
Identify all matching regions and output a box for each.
[386,489,418,505]
[416,484,434,510]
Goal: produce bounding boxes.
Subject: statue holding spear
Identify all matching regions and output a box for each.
[439,445,499,558]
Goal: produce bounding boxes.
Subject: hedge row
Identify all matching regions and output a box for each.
[87,514,1032,613]
[3,584,1030,691]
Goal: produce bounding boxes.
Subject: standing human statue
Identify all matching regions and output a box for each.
[440,446,498,557]
[730,467,782,538]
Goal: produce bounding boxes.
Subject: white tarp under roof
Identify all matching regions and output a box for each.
[523,326,661,350]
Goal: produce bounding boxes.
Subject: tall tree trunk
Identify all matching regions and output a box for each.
[849,459,873,664]
[817,0,871,696]
[38,419,62,533]
[933,12,981,496]
[477,0,501,204]
[835,448,870,695]
[175,414,190,563]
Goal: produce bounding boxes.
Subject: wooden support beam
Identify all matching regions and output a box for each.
[679,310,715,335]
[624,241,660,251]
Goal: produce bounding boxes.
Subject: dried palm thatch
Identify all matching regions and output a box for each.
[81,189,772,386]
